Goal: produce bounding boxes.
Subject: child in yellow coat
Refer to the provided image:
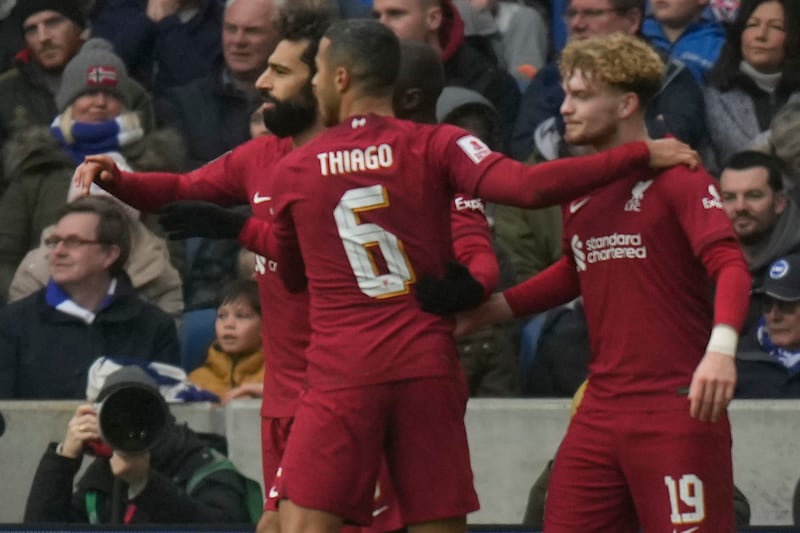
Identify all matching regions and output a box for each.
[189,280,264,402]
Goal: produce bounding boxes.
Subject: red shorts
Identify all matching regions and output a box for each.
[261,416,293,511]
[342,459,405,533]
[272,375,479,525]
[545,406,734,533]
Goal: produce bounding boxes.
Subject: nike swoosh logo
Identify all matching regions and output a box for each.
[268,486,279,498]
[673,527,699,533]
[372,505,389,518]
[253,193,272,204]
[569,197,590,214]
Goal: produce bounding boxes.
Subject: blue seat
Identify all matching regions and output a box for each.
[179,307,217,372]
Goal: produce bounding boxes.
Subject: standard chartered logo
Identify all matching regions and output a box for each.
[571,232,647,269]
[571,235,586,271]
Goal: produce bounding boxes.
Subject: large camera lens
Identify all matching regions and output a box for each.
[98,385,167,453]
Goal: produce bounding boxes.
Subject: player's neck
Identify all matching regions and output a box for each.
[341,93,394,122]
[292,119,326,148]
[592,120,649,152]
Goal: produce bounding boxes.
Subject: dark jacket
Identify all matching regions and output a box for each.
[90,0,224,95]
[24,423,252,524]
[0,124,186,303]
[156,66,254,170]
[735,325,800,399]
[0,50,155,189]
[439,0,521,153]
[0,275,181,399]
[735,352,800,398]
[510,53,707,161]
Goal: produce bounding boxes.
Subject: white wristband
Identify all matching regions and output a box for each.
[705,324,738,357]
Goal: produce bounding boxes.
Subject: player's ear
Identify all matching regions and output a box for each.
[334,65,351,93]
[617,92,639,119]
[427,5,443,32]
[401,88,422,113]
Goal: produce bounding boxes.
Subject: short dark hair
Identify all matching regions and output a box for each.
[393,40,444,121]
[323,19,400,96]
[723,150,786,192]
[216,279,261,315]
[275,4,337,73]
[57,196,132,275]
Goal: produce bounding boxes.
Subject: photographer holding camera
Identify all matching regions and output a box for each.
[23,366,259,525]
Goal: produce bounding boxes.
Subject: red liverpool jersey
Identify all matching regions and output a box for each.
[269,114,655,390]
[509,164,743,410]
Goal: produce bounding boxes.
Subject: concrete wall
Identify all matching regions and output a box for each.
[1,399,798,526]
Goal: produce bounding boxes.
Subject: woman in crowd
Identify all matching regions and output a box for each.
[702,0,800,175]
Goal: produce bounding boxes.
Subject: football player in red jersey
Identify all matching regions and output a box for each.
[457,33,751,532]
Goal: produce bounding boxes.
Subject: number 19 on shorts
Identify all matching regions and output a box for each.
[664,474,705,526]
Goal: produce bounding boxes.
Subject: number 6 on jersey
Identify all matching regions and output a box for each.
[335,185,415,298]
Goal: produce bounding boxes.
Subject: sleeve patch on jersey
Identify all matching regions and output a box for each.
[702,183,723,209]
[456,135,491,165]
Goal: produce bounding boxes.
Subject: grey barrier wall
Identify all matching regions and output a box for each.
[0,399,798,526]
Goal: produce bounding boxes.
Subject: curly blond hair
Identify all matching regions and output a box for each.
[560,32,664,105]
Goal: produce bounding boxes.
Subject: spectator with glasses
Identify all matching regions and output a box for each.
[735,253,800,397]
[0,195,180,399]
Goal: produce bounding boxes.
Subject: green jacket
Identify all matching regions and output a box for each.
[492,151,562,283]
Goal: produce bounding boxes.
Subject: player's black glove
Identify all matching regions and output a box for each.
[158,201,250,240]
[416,261,485,316]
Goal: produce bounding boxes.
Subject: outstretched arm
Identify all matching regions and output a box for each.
[470,138,698,208]
[456,256,580,336]
[73,147,253,212]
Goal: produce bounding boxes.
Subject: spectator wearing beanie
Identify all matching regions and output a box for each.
[0,0,154,193]
[0,38,186,311]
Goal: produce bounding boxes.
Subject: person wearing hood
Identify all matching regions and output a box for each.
[0,196,181,399]
[0,38,185,306]
[23,365,256,524]
[720,150,800,284]
[372,0,521,153]
[0,0,153,191]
